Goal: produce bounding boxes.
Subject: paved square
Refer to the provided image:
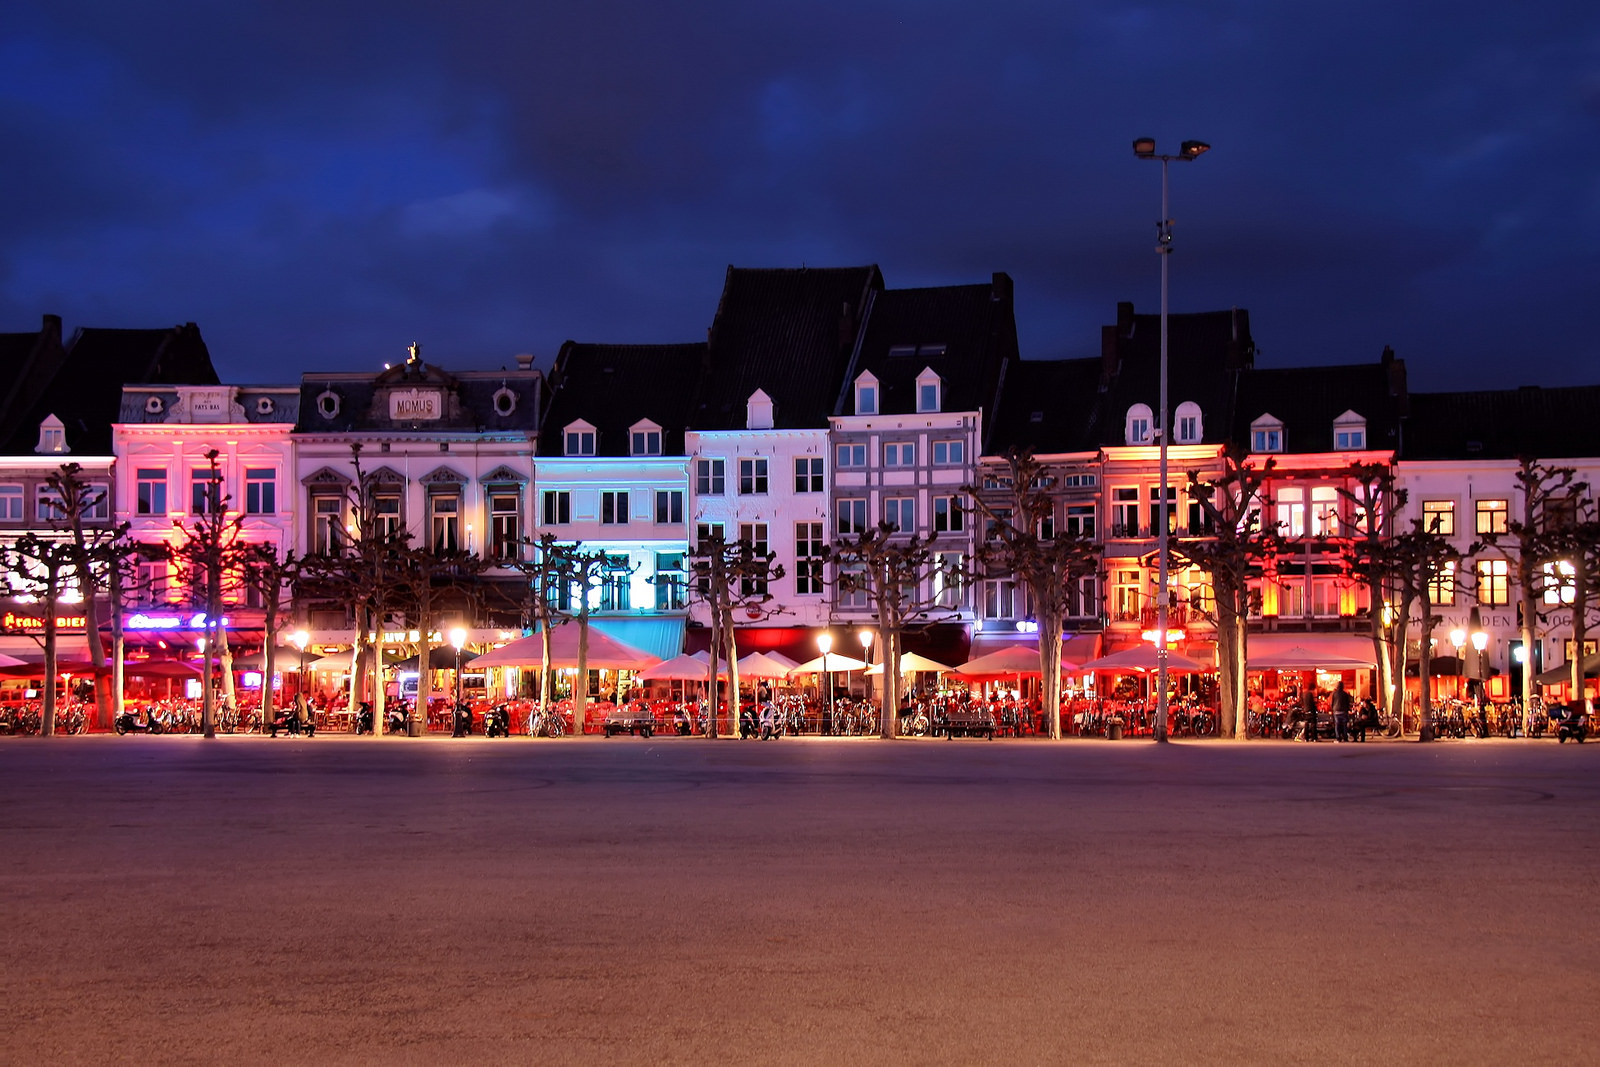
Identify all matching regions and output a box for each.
[2,736,1596,1064]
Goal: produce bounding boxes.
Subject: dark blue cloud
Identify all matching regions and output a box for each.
[2,1,1597,388]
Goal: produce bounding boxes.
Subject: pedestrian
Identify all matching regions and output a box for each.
[1331,680,1351,742]
[1303,687,1320,741]
[294,690,311,734]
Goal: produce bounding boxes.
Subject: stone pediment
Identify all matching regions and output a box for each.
[478,464,527,484]
[301,465,353,487]
[420,465,468,486]
[365,465,407,485]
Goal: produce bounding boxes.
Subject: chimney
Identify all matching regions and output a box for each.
[1226,308,1254,370]
[1116,301,1135,335]
[514,352,534,371]
[990,272,1013,303]
[1380,344,1394,367]
[1100,325,1122,383]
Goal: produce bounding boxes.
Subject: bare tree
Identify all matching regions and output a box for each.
[563,545,613,736]
[169,450,240,738]
[235,542,300,726]
[504,533,580,726]
[968,450,1099,739]
[1369,520,1473,740]
[5,535,79,735]
[828,524,959,740]
[43,464,123,728]
[1169,449,1280,738]
[1335,463,1405,720]
[390,541,488,733]
[687,529,785,738]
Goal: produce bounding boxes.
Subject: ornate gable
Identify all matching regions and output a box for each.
[420,465,468,486]
[301,465,352,487]
[478,464,527,485]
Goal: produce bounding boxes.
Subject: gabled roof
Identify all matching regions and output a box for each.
[691,265,883,431]
[836,274,1020,446]
[294,359,540,435]
[1,321,218,455]
[539,342,705,456]
[1403,385,1600,460]
[0,315,67,441]
[988,356,1105,455]
[1231,355,1407,454]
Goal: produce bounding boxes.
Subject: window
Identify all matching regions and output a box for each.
[244,469,276,515]
[794,457,824,493]
[655,552,687,610]
[630,428,662,456]
[542,490,571,525]
[854,373,879,415]
[312,495,344,553]
[738,457,768,495]
[1037,513,1055,541]
[601,490,630,525]
[38,420,66,453]
[1174,401,1202,444]
[696,522,725,548]
[190,470,223,515]
[135,469,167,516]
[983,506,1013,540]
[1125,404,1153,445]
[983,580,1016,620]
[795,522,825,595]
[0,484,20,521]
[883,442,915,467]
[1310,486,1339,537]
[1065,504,1095,538]
[837,498,868,536]
[1064,473,1096,488]
[430,493,460,552]
[564,427,596,456]
[1543,561,1577,606]
[1276,577,1306,619]
[1476,499,1508,535]
[932,440,965,465]
[654,489,684,525]
[916,368,942,413]
[1422,500,1455,536]
[933,495,964,533]
[1275,486,1306,538]
[1112,569,1142,621]
[1310,578,1340,619]
[1112,488,1139,537]
[695,523,724,593]
[1186,497,1209,535]
[600,554,632,611]
[1251,414,1284,453]
[1476,559,1509,606]
[836,564,869,609]
[138,559,169,604]
[1428,561,1456,606]
[934,551,964,609]
[883,497,915,532]
[739,523,769,596]
[1148,486,1177,536]
[372,492,402,539]
[1067,575,1097,619]
[490,493,520,561]
[1335,428,1365,450]
[836,443,867,468]
[696,458,725,495]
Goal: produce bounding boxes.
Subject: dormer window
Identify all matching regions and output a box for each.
[1173,401,1203,444]
[629,420,662,456]
[1333,410,1366,451]
[563,420,597,456]
[1251,413,1284,453]
[854,371,879,416]
[1125,404,1153,445]
[36,415,68,454]
[915,367,942,413]
[745,389,774,430]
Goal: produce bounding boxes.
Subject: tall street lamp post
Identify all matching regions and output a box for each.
[449,626,467,724]
[1133,136,1210,744]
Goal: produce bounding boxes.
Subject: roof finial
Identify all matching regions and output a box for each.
[407,341,421,364]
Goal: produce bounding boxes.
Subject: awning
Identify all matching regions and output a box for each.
[1249,633,1376,663]
[589,617,685,661]
[1535,652,1600,685]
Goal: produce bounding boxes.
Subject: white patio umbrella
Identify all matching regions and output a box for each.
[736,651,794,679]
[865,652,954,676]
[637,653,711,681]
[789,652,868,674]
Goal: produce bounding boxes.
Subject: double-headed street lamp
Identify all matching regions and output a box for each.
[1133,136,1210,744]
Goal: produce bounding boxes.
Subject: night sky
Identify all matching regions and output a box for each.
[5,2,1598,389]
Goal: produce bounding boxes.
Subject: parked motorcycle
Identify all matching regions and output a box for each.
[451,702,474,737]
[1554,705,1588,743]
[484,704,510,738]
[354,701,374,734]
[385,706,408,735]
[114,708,165,735]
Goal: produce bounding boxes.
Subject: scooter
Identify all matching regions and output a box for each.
[1555,705,1588,743]
[385,706,408,735]
[451,702,474,737]
[484,704,511,738]
[354,702,375,734]
[114,707,166,735]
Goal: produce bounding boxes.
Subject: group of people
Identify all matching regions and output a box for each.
[1295,680,1380,742]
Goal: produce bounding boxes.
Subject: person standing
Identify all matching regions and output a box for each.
[1331,680,1351,742]
[1303,686,1320,741]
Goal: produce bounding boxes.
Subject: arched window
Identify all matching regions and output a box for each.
[1173,401,1203,444]
[1125,404,1153,445]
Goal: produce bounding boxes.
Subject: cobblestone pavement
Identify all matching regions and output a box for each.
[2,735,1596,1065]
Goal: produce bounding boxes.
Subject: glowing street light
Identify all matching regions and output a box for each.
[449,626,468,714]
[1133,135,1211,743]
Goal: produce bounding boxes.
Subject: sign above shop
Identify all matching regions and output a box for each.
[388,388,443,421]
[126,612,232,631]
[2,610,88,633]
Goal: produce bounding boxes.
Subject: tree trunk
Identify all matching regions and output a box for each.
[723,613,740,735]
[1039,612,1063,740]
[706,593,722,739]
[218,625,237,711]
[539,622,553,725]
[879,621,900,740]
[415,591,433,736]
[261,584,280,725]
[1215,611,1242,738]
[574,605,590,736]
[110,559,126,719]
[42,596,58,737]
[1417,589,1434,742]
[1573,562,1589,707]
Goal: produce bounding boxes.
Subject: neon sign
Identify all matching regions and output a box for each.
[1,610,87,632]
[126,612,232,631]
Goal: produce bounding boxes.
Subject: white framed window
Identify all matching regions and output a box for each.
[738,457,768,495]
[1251,413,1284,453]
[135,469,167,516]
[655,552,687,609]
[629,422,662,456]
[564,421,596,456]
[1543,561,1577,605]
[189,469,223,515]
[1064,504,1095,538]
[601,490,630,525]
[1310,486,1339,536]
[372,491,402,539]
[883,442,916,467]
[1174,401,1203,444]
[836,443,867,468]
[312,494,344,553]
[934,551,964,609]
[0,484,22,521]
[794,457,824,493]
[738,522,769,596]
[429,493,460,552]
[490,492,521,561]
[795,522,825,595]
[244,468,276,515]
[883,496,915,532]
[1112,488,1140,537]
[1274,486,1306,538]
[983,579,1016,620]
[1125,403,1153,445]
[933,495,964,533]
[915,367,942,413]
[1333,410,1367,451]
[1477,499,1509,535]
[542,490,571,525]
[1428,560,1456,606]
[854,371,879,416]
[837,498,868,536]
[932,440,964,465]
[1422,500,1455,536]
[695,458,725,495]
[1476,558,1509,605]
[654,489,684,524]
